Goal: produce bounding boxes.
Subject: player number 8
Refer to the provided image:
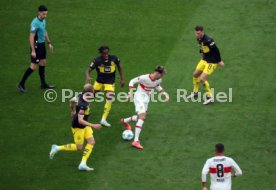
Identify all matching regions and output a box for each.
[216,164,224,177]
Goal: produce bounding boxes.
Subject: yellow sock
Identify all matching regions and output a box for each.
[203,81,212,97]
[59,144,77,151]
[193,77,199,92]
[81,144,93,162]
[102,101,112,120]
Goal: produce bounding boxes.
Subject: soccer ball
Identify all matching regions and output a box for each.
[122,130,134,141]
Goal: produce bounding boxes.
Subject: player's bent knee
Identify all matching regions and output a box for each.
[87,138,95,145]
[139,114,146,121]
[193,70,201,78]
[106,92,115,101]
[193,72,199,78]
[200,76,207,83]
[76,144,83,150]
[39,60,46,66]
[200,78,206,83]
[30,64,38,70]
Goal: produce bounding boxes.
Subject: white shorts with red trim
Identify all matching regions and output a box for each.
[134,92,150,114]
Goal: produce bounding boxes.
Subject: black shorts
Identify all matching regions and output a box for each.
[30,42,46,64]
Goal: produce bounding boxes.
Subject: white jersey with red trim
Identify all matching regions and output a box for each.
[129,74,163,114]
[129,74,163,95]
[202,156,242,190]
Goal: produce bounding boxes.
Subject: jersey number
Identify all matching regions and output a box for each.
[216,164,224,177]
[104,67,111,73]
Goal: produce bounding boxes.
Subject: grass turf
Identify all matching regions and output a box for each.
[0,0,275,189]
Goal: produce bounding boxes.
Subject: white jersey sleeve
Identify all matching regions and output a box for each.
[230,158,242,176]
[155,79,163,92]
[129,75,148,88]
[202,159,210,183]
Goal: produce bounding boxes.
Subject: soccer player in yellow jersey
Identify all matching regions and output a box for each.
[49,84,102,171]
[85,46,125,127]
[188,26,225,105]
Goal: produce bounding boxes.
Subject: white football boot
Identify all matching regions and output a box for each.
[203,96,214,105]
[101,119,111,127]
[49,144,59,159]
[78,162,94,171]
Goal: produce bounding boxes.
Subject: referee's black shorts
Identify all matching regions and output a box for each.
[30,42,46,64]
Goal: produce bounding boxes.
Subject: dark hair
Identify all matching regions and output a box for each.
[195,25,204,31]
[215,143,225,153]
[98,46,110,53]
[155,65,166,74]
[38,5,48,12]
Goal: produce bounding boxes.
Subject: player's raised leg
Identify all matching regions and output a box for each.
[49,127,84,159]
[120,115,138,130]
[49,143,78,159]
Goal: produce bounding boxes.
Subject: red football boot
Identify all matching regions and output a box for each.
[131,141,144,150]
[120,118,132,130]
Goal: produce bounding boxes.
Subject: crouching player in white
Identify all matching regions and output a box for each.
[121,66,169,150]
[202,144,242,190]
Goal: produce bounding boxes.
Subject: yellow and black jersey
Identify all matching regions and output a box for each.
[90,55,120,84]
[197,34,222,63]
[72,94,90,129]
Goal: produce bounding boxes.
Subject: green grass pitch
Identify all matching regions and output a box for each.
[0,0,275,189]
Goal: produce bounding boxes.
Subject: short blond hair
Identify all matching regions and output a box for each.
[83,83,93,92]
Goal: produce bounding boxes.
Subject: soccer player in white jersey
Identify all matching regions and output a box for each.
[120,66,169,150]
[202,144,242,190]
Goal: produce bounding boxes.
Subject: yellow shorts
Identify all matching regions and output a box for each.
[196,59,218,75]
[72,126,93,145]
[93,81,115,92]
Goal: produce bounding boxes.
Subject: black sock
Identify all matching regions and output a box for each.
[39,66,46,85]
[20,67,34,87]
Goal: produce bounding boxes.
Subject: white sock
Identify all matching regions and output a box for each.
[134,119,144,141]
[124,115,138,123]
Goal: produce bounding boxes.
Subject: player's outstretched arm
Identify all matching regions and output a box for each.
[156,86,170,102]
[128,76,141,99]
[128,77,140,88]
[78,110,102,129]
